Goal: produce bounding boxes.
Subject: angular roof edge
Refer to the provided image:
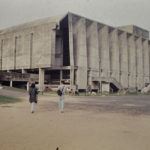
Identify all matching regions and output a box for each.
[0,15,63,35]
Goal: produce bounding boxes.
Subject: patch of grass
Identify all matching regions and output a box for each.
[0,95,21,104]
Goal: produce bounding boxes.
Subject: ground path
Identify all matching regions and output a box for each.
[0,88,150,150]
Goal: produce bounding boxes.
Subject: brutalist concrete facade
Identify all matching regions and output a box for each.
[0,12,150,92]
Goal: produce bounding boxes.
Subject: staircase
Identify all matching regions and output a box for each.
[92,77,123,90]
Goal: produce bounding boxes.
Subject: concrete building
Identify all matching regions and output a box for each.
[0,12,150,92]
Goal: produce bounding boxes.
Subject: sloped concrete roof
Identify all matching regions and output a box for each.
[0,15,63,35]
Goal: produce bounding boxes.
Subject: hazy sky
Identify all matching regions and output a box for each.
[0,0,150,31]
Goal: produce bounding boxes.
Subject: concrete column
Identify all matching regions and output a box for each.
[119,32,128,88]
[51,28,56,66]
[60,70,63,83]
[10,80,13,87]
[99,26,110,78]
[27,82,30,91]
[135,37,144,89]
[86,22,99,87]
[21,68,26,74]
[0,40,3,70]
[68,14,75,87]
[73,18,87,89]
[149,42,150,82]
[128,35,136,89]
[39,68,45,92]
[109,29,120,82]
[70,67,74,86]
[143,39,150,84]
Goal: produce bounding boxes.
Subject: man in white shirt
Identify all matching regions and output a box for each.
[57,81,66,113]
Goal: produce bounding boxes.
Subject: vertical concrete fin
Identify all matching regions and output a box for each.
[109,29,120,82]
[0,39,3,70]
[73,17,87,89]
[68,13,75,86]
[99,26,110,78]
[135,37,144,89]
[143,39,149,84]
[128,35,136,89]
[51,28,56,67]
[86,21,99,86]
[119,32,128,88]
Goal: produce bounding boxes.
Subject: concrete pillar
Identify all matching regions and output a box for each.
[119,32,128,88]
[149,42,150,82]
[51,28,56,66]
[109,29,120,82]
[143,39,150,84]
[73,18,88,89]
[39,68,45,92]
[135,37,144,89]
[68,14,75,87]
[128,35,136,89]
[99,26,110,78]
[0,40,3,70]
[86,22,99,87]
[22,68,26,74]
[60,70,63,83]
[27,82,30,91]
[70,67,74,86]
[10,80,13,87]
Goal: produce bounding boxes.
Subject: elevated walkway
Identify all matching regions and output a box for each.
[0,72,39,82]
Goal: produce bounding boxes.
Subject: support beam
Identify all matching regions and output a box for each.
[27,82,30,91]
[68,14,75,87]
[86,22,99,87]
[128,35,136,89]
[10,80,13,87]
[39,68,45,92]
[73,18,88,89]
[0,40,3,70]
[135,37,144,89]
[119,32,128,88]
[109,29,120,82]
[60,70,63,83]
[68,14,74,87]
[22,69,26,74]
[143,39,150,84]
[99,26,110,78]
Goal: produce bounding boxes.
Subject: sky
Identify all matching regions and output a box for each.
[0,0,150,31]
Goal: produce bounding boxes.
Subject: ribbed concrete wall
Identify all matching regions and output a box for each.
[69,13,150,90]
[0,22,57,70]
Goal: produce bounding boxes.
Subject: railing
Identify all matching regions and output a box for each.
[92,76,123,90]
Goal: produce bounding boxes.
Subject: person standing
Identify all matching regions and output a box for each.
[57,81,66,113]
[29,83,38,113]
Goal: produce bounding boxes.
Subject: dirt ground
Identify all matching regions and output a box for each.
[0,88,150,150]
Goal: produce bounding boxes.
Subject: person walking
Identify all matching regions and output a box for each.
[57,81,66,113]
[29,83,38,113]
